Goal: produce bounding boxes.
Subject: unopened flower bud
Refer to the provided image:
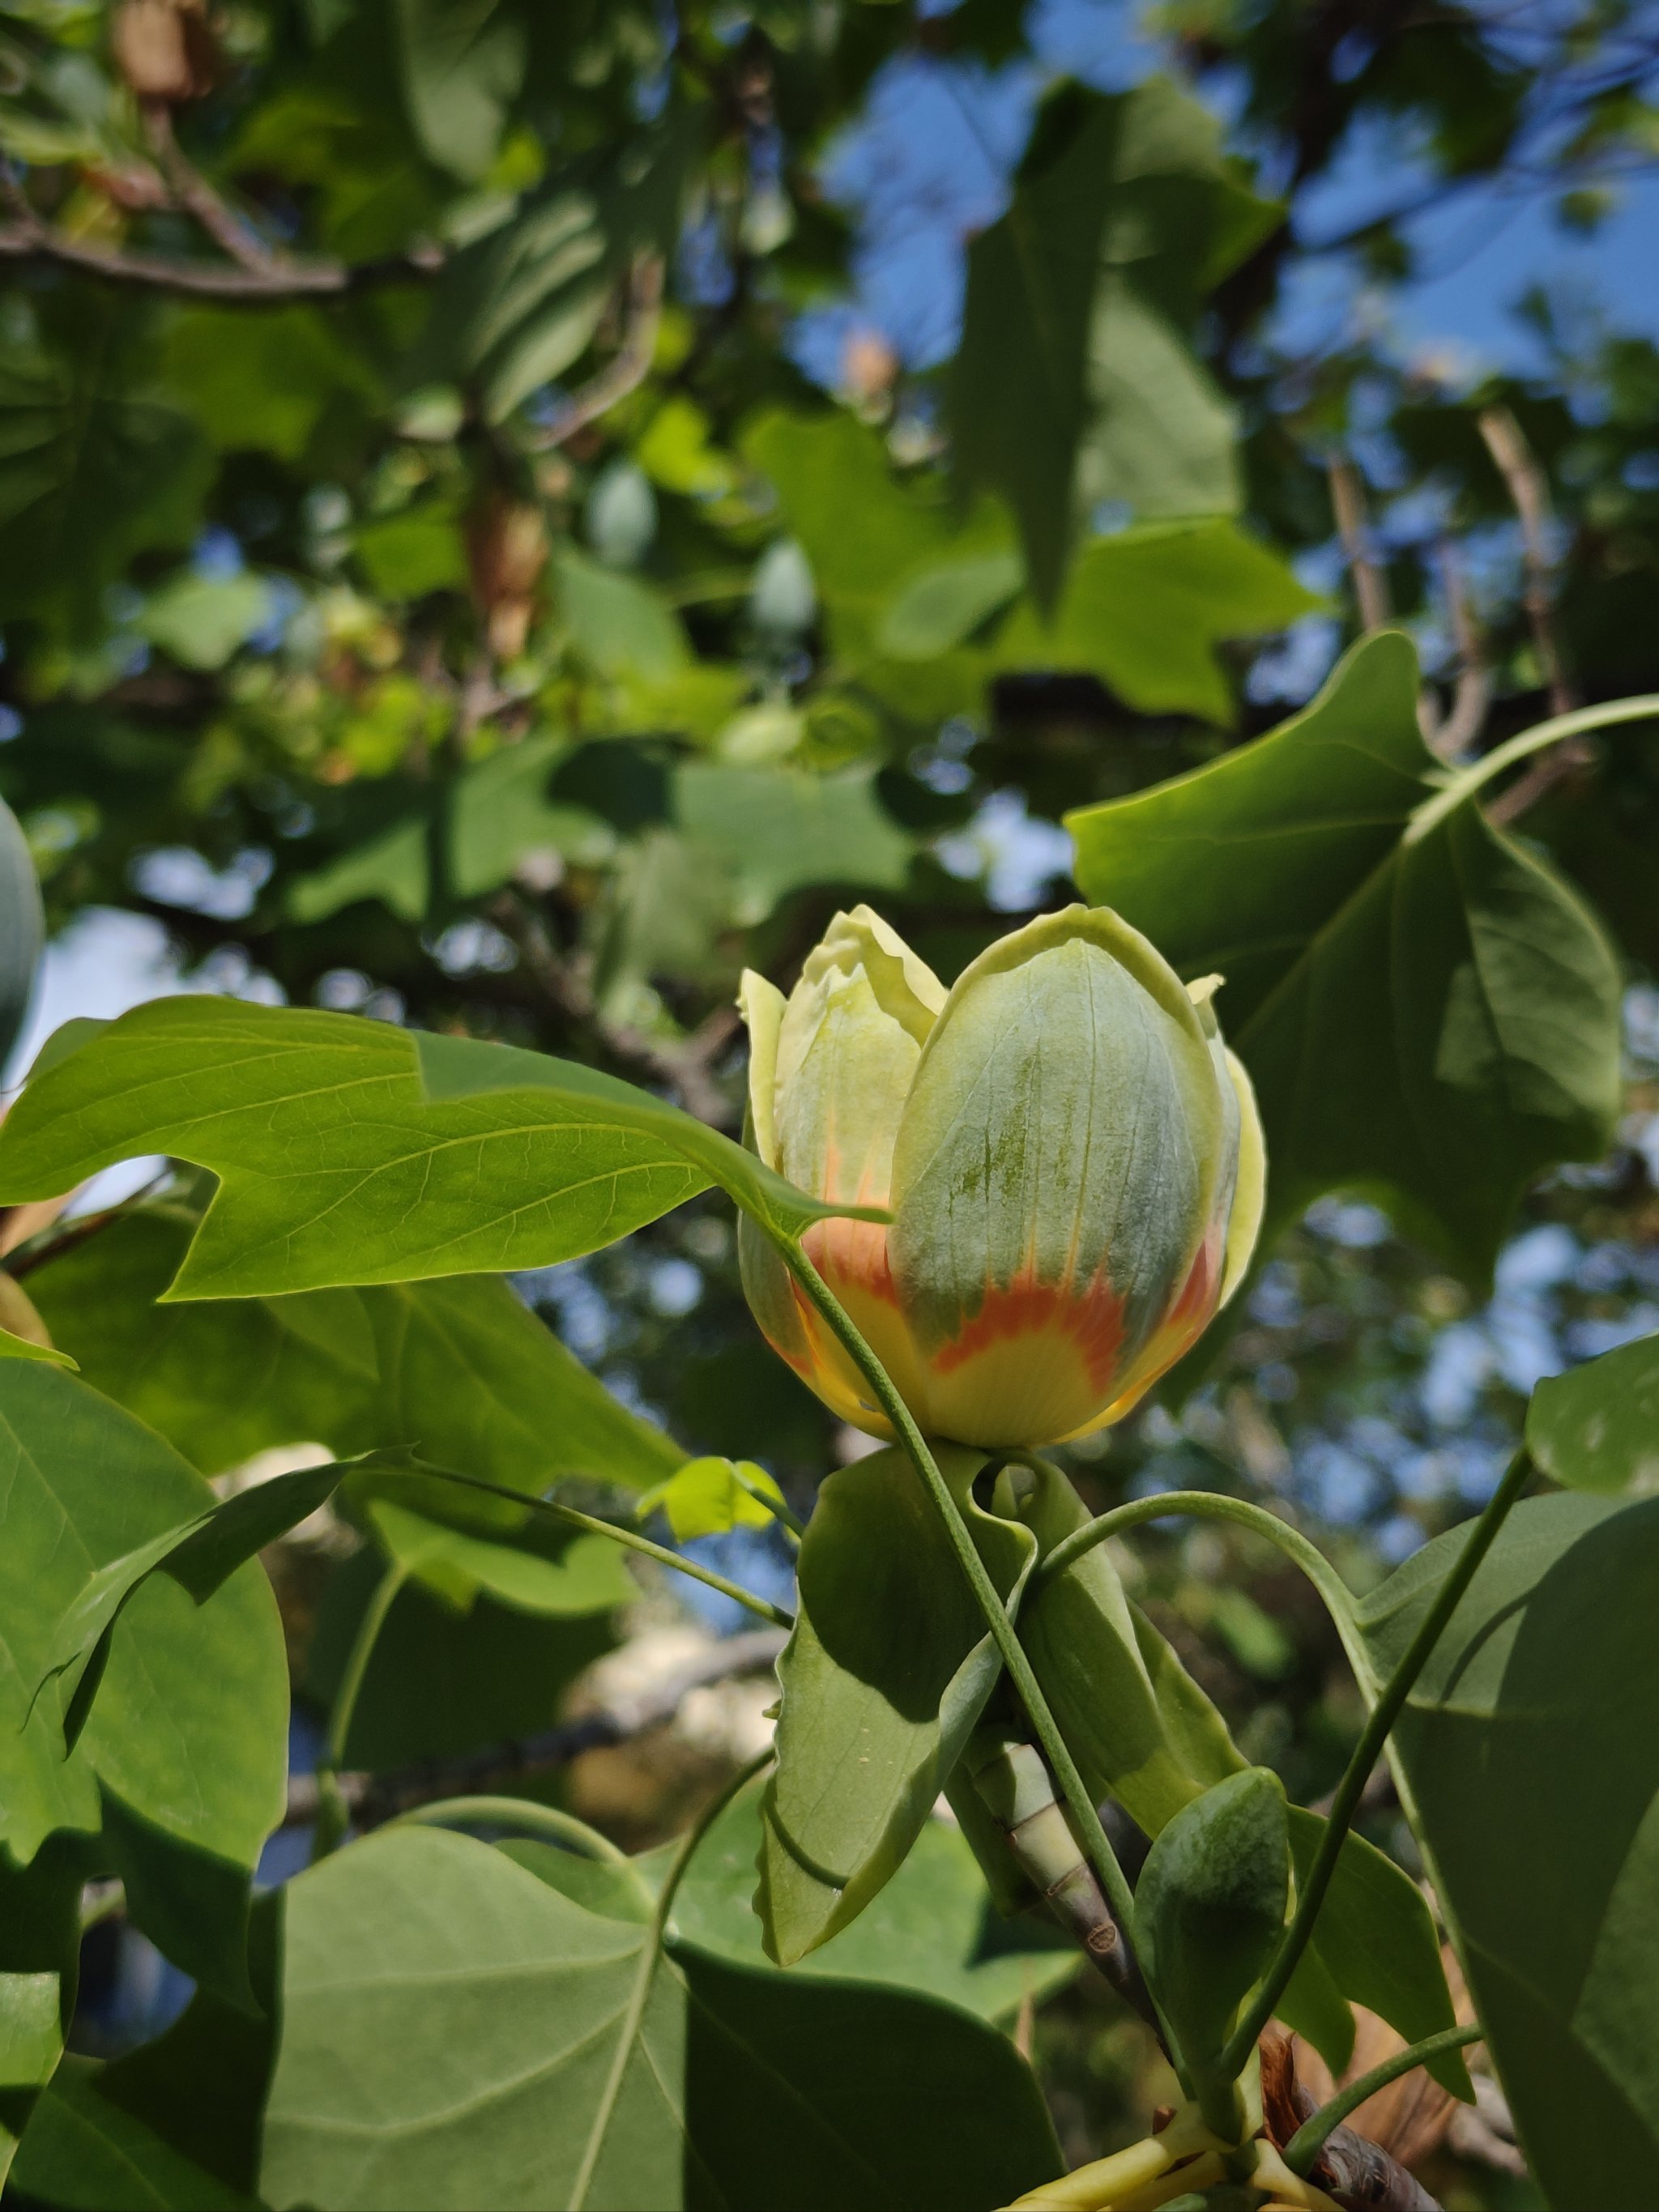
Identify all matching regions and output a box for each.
[740,905,1264,1447]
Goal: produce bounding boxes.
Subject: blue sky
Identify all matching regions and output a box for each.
[795,0,1659,384]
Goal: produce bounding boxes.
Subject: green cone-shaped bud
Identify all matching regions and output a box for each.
[740,904,1263,1447]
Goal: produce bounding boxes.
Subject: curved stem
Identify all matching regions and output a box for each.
[1283,2022,1481,2176]
[1219,1448,1533,2078]
[569,1747,774,2211]
[775,1235,1141,1940]
[1406,693,1659,844]
[388,1795,635,1869]
[310,1557,408,1863]
[1034,1491,1373,1697]
[394,1461,794,1631]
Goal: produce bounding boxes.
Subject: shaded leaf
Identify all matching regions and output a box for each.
[10,1892,279,2208]
[0,1837,83,2187]
[28,1207,683,1494]
[305,1546,616,1771]
[757,1444,1034,1965]
[394,0,524,180]
[674,761,912,925]
[1359,1494,1659,2206]
[1136,1767,1288,2089]
[953,79,1275,604]
[0,1363,286,2001]
[662,1783,1077,2027]
[261,1824,1060,2211]
[0,302,207,634]
[0,788,42,1071]
[1067,632,1623,1276]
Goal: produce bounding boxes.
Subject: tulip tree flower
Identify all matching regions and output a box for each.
[739,904,1265,1448]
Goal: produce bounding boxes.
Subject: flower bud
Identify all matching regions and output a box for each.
[740,904,1263,1447]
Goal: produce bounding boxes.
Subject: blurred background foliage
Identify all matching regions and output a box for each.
[2,0,1658,2197]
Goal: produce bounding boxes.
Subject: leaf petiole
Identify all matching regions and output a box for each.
[1282,2022,1482,2175]
[1405,692,1659,844]
[1032,1490,1374,1696]
[1217,1447,1533,2078]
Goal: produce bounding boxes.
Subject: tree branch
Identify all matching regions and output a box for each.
[1478,403,1573,718]
[141,102,279,275]
[1418,535,1490,761]
[283,1626,785,1830]
[1328,456,1390,633]
[527,253,664,450]
[0,209,443,299]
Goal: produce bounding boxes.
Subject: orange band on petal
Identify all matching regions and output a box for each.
[932,1260,1127,1399]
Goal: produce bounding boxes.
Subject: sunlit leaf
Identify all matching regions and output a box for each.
[1526,1332,1659,1496]
[0,999,870,1302]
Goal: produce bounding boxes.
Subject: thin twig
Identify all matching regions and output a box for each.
[527,254,664,450]
[1478,404,1574,718]
[141,104,275,273]
[0,214,443,298]
[489,890,739,1125]
[1418,535,1490,761]
[1327,456,1390,633]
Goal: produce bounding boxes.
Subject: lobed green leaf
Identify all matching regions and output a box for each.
[0,999,875,1304]
[1068,631,1623,1280]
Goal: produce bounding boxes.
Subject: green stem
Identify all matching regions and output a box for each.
[1218,1448,1533,2078]
[731,1465,805,1544]
[1282,2023,1482,2176]
[311,1558,408,1862]
[394,1461,795,1630]
[1034,1491,1374,1697]
[1406,692,1659,843]
[569,1748,773,2211]
[775,1234,1140,1937]
[388,1795,635,1869]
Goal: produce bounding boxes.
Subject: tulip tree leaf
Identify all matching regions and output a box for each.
[393,0,525,181]
[741,408,1012,669]
[261,1824,1060,2212]
[992,520,1319,727]
[305,1546,616,1772]
[1526,1332,1659,1496]
[674,761,913,925]
[0,1362,287,2002]
[757,1444,1035,1966]
[953,78,1277,606]
[0,999,872,1304]
[27,1206,683,1490]
[1359,1493,1659,2205]
[638,1456,784,1542]
[0,301,209,634]
[1067,631,1622,1279]
[37,1459,360,1753]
